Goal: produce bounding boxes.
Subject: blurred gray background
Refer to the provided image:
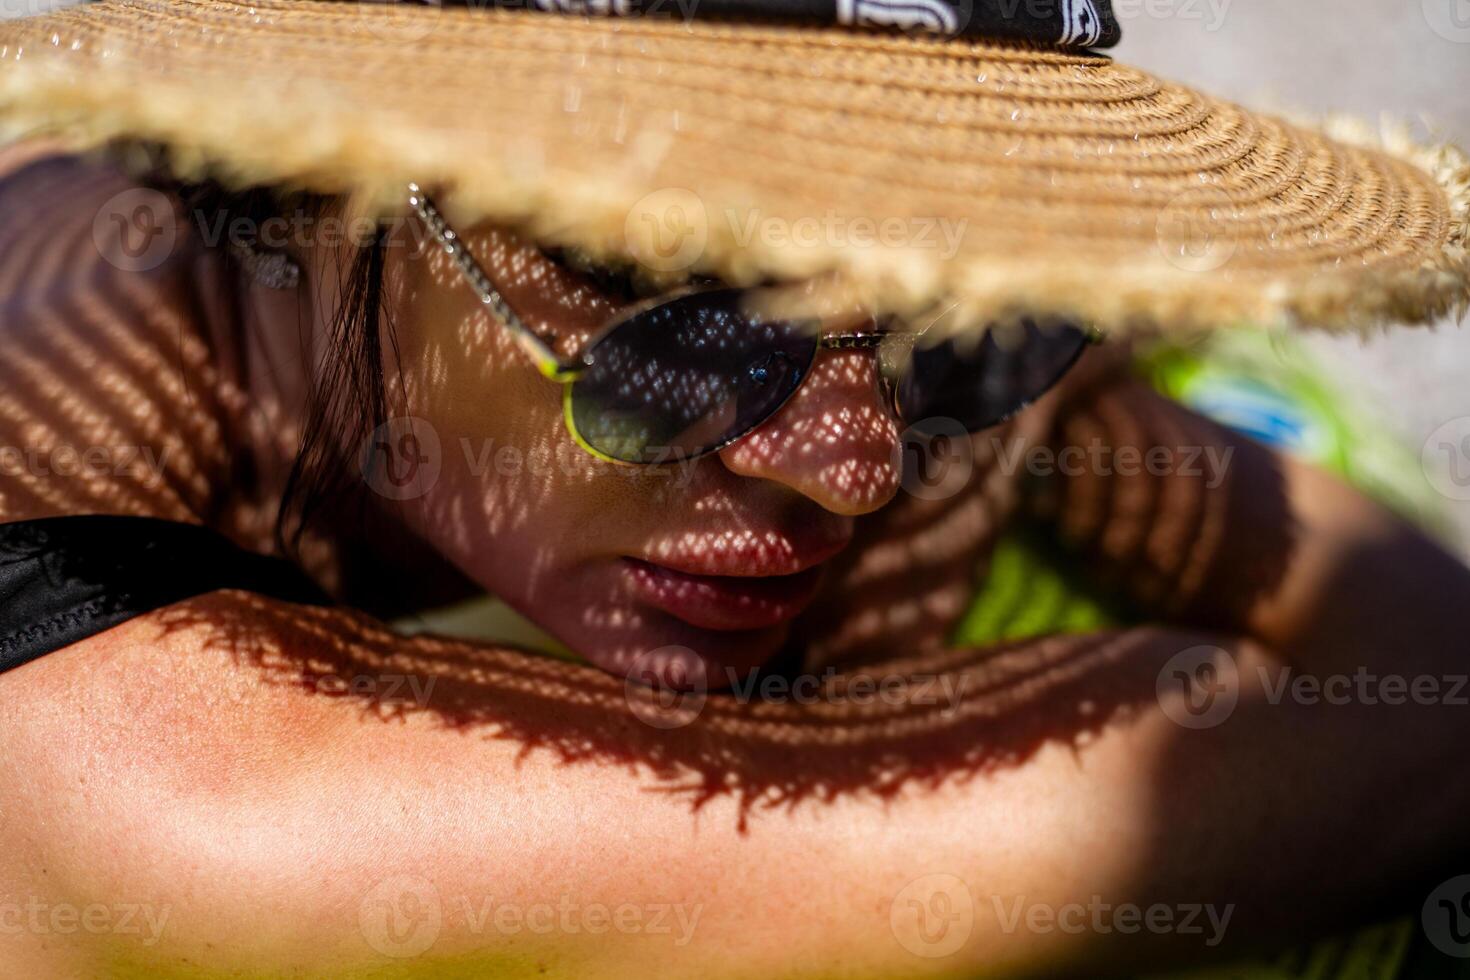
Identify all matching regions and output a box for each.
[1115,0,1470,552]
[7,0,1469,549]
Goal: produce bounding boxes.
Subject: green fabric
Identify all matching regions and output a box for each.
[952,522,1125,646]
[955,330,1458,979]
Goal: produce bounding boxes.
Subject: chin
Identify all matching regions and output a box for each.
[573,616,792,692]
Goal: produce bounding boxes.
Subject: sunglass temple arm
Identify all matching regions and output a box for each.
[406,183,585,383]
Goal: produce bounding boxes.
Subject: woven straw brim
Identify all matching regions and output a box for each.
[1,0,1467,336]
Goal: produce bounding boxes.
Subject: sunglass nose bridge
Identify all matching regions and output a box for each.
[813,324,915,421]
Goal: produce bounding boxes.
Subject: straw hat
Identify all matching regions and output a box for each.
[0,0,1466,336]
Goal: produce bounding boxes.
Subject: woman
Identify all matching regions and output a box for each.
[1,1,1468,977]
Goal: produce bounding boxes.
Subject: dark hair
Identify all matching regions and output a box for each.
[276,229,394,556]
[163,173,394,560]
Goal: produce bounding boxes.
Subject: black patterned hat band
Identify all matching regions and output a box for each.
[418,0,1122,49]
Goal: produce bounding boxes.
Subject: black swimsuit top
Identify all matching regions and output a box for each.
[0,515,325,675]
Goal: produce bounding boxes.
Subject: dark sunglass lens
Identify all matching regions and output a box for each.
[568,289,819,464]
[896,319,1090,434]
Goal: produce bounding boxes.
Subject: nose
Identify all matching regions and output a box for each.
[717,348,902,516]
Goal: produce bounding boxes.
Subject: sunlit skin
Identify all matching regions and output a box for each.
[3,150,1470,979]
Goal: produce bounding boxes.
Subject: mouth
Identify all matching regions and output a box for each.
[621,551,836,632]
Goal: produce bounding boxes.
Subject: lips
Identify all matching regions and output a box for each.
[635,523,853,579]
[622,557,830,632]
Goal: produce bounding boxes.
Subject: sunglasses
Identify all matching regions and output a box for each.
[408,184,1097,466]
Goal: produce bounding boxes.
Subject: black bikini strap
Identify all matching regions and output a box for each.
[0,515,326,675]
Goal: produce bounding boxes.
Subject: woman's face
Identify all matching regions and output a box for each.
[356,222,912,686]
[360,218,1052,687]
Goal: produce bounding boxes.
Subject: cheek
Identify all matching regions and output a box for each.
[396,243,563,467]
[380,255,663,586]
[383,226,611,493]
[401,307,583,535]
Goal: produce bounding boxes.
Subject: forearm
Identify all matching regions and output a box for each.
[6,594,1469,978]
[1032,376,1470,673]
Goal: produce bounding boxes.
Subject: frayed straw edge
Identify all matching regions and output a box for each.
[1,59,1467,337]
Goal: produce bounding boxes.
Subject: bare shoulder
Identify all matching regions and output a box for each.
[0,595,452,976]
[0,592,729,975]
